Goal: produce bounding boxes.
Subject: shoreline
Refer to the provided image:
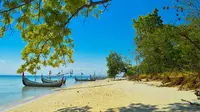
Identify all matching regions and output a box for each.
[3,81,88,112]
[7,79,200,112]
[3,92,51,112]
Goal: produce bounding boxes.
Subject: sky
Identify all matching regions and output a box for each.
[0,0,178,75]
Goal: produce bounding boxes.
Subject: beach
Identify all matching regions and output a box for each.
[0,75,87,111]
[7,79,200,112]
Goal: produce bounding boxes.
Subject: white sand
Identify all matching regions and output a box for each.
[7,80,200,112]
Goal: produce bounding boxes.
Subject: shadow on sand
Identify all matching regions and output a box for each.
[55,106,91,112]
[54,103,158,112]
[54,102,200,112]
[106,103,158,112]
[163,102,200,111]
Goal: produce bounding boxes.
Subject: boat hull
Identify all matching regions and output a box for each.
[23,78,63,87]
[75,76,96,81]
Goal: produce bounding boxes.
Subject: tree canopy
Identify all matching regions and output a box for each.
[0,0,111,74]
[106,51,130,78]
[133,7,200,75]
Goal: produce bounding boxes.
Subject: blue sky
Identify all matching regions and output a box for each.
[0,0,178,75]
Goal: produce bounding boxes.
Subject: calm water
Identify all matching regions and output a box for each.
[0,75,90,111]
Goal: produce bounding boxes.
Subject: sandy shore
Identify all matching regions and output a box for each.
[8,79,200,112]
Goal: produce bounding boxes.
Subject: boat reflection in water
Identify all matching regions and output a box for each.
[21,86,57,100]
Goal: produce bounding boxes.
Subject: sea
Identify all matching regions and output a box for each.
[0,75,90,111]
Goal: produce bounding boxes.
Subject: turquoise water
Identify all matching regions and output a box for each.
[0,75,89,111]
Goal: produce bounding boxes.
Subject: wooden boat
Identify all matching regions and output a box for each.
[74,76,96,81]
[41,76,66,84]
[22,73,63,87]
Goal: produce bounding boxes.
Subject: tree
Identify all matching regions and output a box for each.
[163,0,200,73]
[133,8,165,74]
[133,8,200,76]
[163,0,200,51]
[106,51,128,78]
[0,0,111,74]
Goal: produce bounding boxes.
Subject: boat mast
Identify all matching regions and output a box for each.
[70,69,73,77]
[49,70,52,79]
[81,70,83,80]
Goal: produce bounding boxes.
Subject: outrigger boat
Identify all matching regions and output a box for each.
[41,71,67,84]
[22,72,63,87]
[74,76,96,81]
[41,75,66,84]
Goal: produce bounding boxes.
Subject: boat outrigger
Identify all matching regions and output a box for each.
[22,72,63,87]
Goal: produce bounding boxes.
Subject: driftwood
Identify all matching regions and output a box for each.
[181,99,200,106]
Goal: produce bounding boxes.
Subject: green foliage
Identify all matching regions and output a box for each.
[127,69,134,76]
[133,8,165,74]
[132,7,200,89]
[133,8,200,76]
[133,8,163,35]
[0,0,111,74]
[106,51,129,78]
[126,66,137,76]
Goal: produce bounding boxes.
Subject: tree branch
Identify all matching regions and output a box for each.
[63,0,111,27]
[103,4,110,12]
[0,0,33,14]
[176,27,200,51]
[83,8,89,25]
[178,32,200,51]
